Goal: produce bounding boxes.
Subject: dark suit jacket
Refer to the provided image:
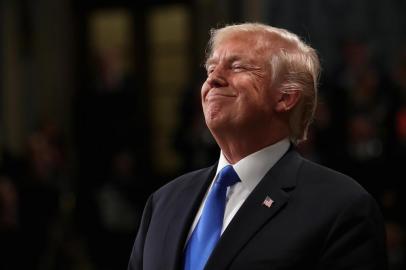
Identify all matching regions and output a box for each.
[128,149,387,270]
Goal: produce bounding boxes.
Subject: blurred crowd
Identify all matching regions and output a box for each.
[1,39,406,270]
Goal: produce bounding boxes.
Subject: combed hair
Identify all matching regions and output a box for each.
[207,23,320,145]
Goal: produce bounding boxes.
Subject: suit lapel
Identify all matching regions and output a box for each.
[163,164,217,270]
[205,150,303,270]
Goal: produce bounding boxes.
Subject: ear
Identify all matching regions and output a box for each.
[275,91,301,112]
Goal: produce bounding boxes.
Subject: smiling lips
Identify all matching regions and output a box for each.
[205,90,237,101]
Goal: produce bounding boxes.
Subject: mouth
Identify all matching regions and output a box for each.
[205,90,237,101]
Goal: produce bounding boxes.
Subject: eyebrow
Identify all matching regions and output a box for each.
[205,58,216,69]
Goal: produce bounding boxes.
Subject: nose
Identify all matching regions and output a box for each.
[207,68,228,88]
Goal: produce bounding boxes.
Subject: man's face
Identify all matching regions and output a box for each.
[201,33,279,135]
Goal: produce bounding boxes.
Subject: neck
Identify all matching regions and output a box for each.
[212,128,289,164]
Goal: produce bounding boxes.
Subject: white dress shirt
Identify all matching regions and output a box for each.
[185,138,290,243]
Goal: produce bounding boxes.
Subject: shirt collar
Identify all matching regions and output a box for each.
[216,138,290,192]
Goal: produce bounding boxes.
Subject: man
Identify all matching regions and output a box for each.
[128,23,387,270]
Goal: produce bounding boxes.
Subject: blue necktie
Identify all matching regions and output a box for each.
[184,165,240,270]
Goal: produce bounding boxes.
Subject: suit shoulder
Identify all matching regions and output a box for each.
[153,165,215,197]
[299,157,370,197]
[297,157,383,227]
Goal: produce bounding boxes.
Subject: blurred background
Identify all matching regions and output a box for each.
[1,0,405,269]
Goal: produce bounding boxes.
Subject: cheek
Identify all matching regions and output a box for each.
[246,82,274,114]
[238,74,265,93]
[244,80,267,104]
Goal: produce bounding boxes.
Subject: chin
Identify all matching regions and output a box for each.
[203,105,234,129]
[205,115,231,133]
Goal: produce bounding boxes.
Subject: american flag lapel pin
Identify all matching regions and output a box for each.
[262,196,274,208]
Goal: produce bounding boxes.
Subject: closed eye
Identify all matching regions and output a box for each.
[231,64,246,72]
[206,64,216,75]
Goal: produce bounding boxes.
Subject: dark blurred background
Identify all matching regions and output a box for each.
[1,0,405,269]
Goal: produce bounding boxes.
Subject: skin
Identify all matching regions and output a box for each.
[201,32,300,164]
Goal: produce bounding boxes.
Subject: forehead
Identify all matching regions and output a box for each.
[208,32,270,62]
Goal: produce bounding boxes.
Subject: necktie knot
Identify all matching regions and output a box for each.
[215,165,240,188]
